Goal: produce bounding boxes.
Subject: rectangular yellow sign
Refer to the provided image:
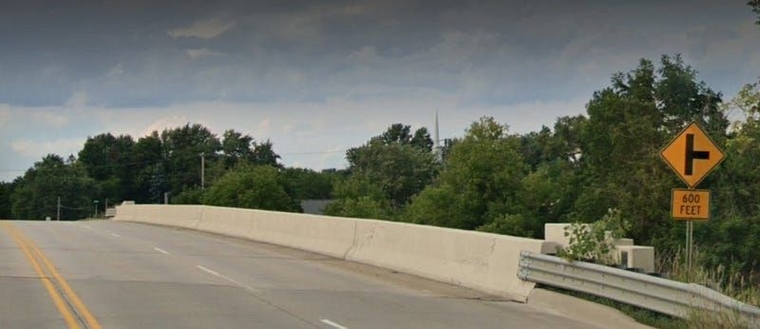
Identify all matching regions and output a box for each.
[671,189,710,220]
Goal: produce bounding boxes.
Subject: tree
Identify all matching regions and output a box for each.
[377,123,434,152]
[750,0,760,25]
[405,117,528,231]
[251,140,281,167]
[78,133,136,203]
[323,175,394,219]
[343,124,438,210]
[280,167,339,200]
[0,182,13,218]
[132,132,166,203]
[11,154,96,220]
[573,55,728,249]
[203,165,300,212]
[160,124,221,195]
[221,129,255,169]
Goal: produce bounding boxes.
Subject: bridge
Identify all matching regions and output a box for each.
[0,205,649,328]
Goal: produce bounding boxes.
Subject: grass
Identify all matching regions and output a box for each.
[656,248,759,329]
[539,284,688,329]
[542,247,760,328]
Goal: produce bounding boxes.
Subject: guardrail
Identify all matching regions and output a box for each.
[518,251,760,327]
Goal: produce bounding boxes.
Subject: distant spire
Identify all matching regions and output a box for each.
[434,110,443,163]
[435,110,440,148]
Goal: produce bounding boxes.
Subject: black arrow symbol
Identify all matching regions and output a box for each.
[685,134,710,176]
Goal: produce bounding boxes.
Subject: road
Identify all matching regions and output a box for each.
[0,220,647,329]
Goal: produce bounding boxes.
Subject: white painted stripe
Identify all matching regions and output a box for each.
[197,265,221,276]
[196,265,259,293]
[82,225,92,229]
[154,247,170,255]
[321,319,348,329]
[110,233,121,237]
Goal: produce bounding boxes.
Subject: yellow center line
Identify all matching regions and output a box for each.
[21,232,103,329]
[1,222,80,329]
[2,222,102,329]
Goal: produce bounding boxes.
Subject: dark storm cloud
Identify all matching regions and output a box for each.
[0,0,756,107]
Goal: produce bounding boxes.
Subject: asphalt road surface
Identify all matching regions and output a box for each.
[0,220,647,329]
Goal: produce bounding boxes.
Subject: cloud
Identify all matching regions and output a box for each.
[107,62,125,77]
[141,115,190,136]
[186,48,225,59]
[32,111,70,128]
[168,18,236,39]
[0,105,10,126]
[255,118,271,139]
[65,91,89,108]
[10,138,83,158]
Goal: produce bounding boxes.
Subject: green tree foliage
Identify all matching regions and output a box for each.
[251,140,282,167]
[280,167,340,200]
[0,181,13,218]
[344,124,438,209]
[11,155,96,220]
[220,130,282,168]
[203,165,301,212]
[132,132,165,203]
[78,133,136,203]
[161,124,222,195]
[698,82,760,272]
[172,187,205,205]
[323,175,393,219]
[378,123,434,152]
[221,129,256,169]
[574,55,727,249]
[406,117,530,233]
[750,0,760,25]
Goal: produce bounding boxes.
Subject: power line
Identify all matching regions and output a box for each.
[280,150,347,156]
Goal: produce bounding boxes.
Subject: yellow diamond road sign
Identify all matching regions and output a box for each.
[660,122,725,188]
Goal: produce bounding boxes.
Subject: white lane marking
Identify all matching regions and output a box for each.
[82,225,92,229]
[110,232,121,237]
[154,247,170,255]
[196,265,260,293]
[321,319,349,329]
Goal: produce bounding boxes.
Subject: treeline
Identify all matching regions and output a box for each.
[324,55,760,275]
[0,124,344,220]
[1,55,759,276]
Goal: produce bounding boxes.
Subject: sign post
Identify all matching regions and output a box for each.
[660,122,724,276]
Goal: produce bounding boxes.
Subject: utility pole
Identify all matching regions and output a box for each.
[200,153,206,190]
[57,196,61,221]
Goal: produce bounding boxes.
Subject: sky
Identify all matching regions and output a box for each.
[1,0,758,182]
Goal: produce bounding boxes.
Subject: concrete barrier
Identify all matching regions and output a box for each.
[114,204,548,302]
[346,219,546,301]
[196,206,255,240]
[116,205,204,229]
[245,210,357,259]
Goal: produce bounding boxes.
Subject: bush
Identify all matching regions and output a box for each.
[557,208,629,265]
[203,165,301,212]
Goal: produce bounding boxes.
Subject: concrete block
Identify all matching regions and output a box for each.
[616,245,655,273]
[615,238,634,246]
[544,224,572,248]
